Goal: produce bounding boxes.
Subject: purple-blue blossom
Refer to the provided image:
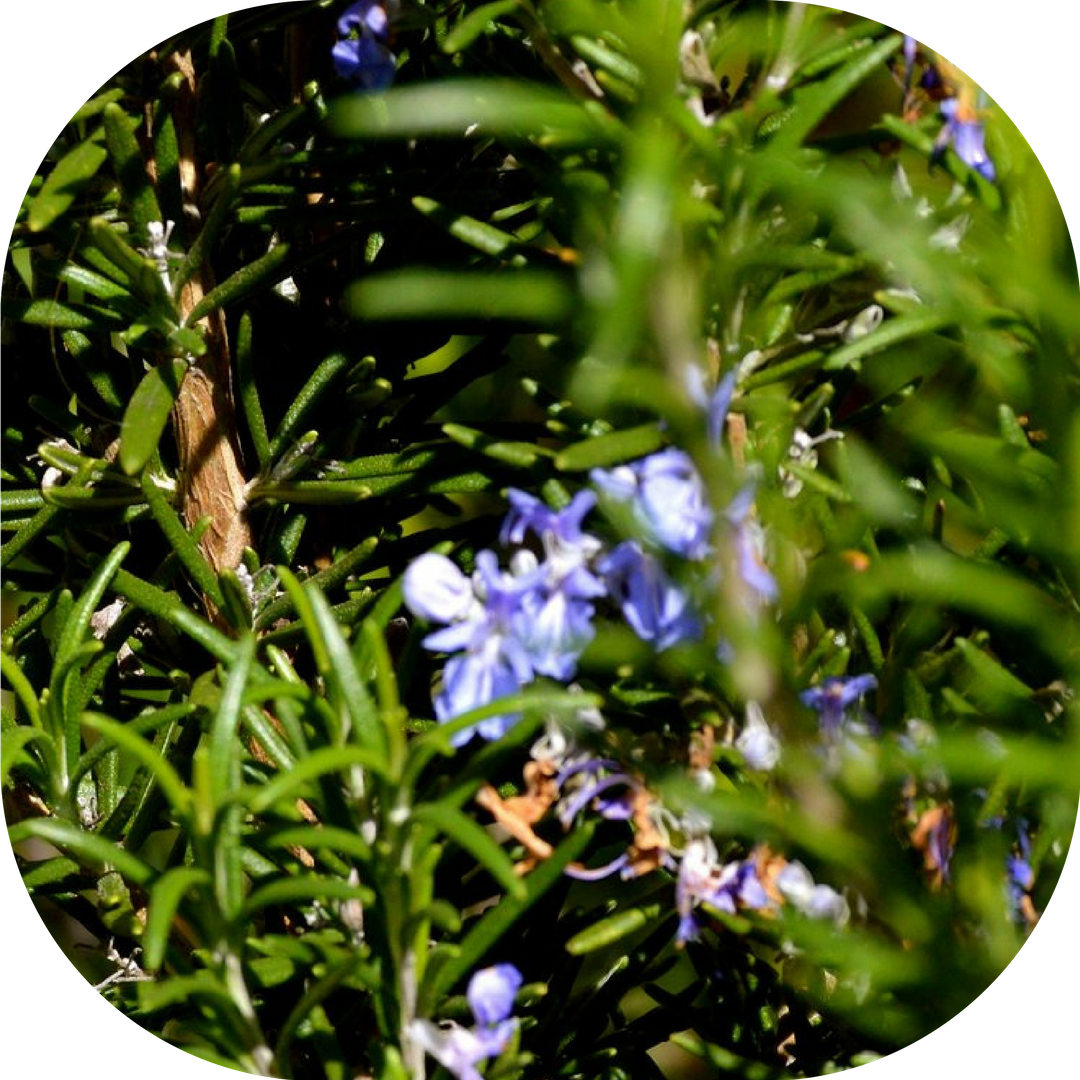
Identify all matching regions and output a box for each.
[555,757,636,829]
[501,490,605,680]
[1006,824,1036,920]
[592,448,713,559]
[934,98,996,182]
[591,366,777,612]
[332,0,397,90]
[926,808,955,884]
[409,963,522,1080]
[598,541,701,650]
[800,674,878,737]
[902,35,917,91]
[725,480,779,604]
[402,552,478,625]
[467,963,523,1028]
[500,488,597,552]
[404,551,538,745]
[675,837,771,944]
[776,861,849,925]
[683,367,737,449]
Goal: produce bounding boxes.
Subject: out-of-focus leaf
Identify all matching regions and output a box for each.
[822,309,955,372]
[327,79,613,145]
[344,269,572,324]
[954,637,1040,722]
[442,0,521,53]
[769,33,902,151]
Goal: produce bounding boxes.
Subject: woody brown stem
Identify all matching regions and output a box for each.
[168,50,252,583]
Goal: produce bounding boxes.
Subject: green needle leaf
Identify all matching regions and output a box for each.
[119,358,188,475]
[28,135,108,233]
[412,802,526,900]
[143,866,211,970]
[442,0,520,54]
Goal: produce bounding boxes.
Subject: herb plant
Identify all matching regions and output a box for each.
[2,3,1078,1079]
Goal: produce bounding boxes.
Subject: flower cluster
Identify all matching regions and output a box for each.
[403,371,780,745]
[409,963,523,1080]
[403,491,604,745]
[477,712,850,949]
[671,828,849,943]
[402,354,1038,980]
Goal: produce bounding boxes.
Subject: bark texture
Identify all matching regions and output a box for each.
[168,50,252,578]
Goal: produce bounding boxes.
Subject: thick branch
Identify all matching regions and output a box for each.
[168,50,252,578]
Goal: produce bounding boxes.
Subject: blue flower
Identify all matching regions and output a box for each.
[435,642,530,744]
[501,490,605,679]
[687,367,779,605]
[515,582,601,680]
[409,963,522,1080]
[598,541,701,650]
[555,758,636,828]
[467,963,523,1028]
[592,448,713,559]
[500,488,597,553]
[934,98,995,182]
[404,551,539,745]
[332,0,397,90]
[799,674,878,737]
[907,800,956,887]
[1005,823,1037,922]
[724,480,779,604]
[775,861,849,925]
[675,837,771,944]
[403,552,478,625]
[407,1022,494,1080]
[683,367,736,450]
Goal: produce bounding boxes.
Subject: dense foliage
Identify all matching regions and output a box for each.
[2,3,1078,1078]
